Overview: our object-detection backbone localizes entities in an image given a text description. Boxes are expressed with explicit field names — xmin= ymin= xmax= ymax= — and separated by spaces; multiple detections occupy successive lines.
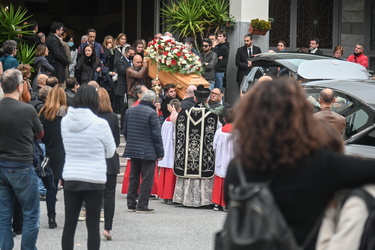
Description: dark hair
xmin=183 ymin=37 xmax=194 ymax=45
xmin=83 ymin=44 xmax=96 ymax=60
xmin=278 ymin=40 xmax=287 ymax=47
xmin=216 ymin=30 xmax=227 ymax=38
xmin=244 ymin=34 xmax=253 ymax=40
xmin=28 ymin=20 xmax=38 ymax=31
xmin=310 ymin=37 xmax=320 ymax=44
xmin=87 ymin=28 xmax=96 ymax=34
xmin=50 ymin=22 xmax=64 ymax=34
xmin=224 ymin=108 xmax=234 ymax=123
xmin=208 ymin=33 xmax=216 ymax=38
xmin=35 ymin=44 xmax=47 ymax=57
xmin=163 ymin=83 xmax=176 ymax=92
xmin=234 ymin=78 xmax=343 ymax=171
xmin=46 ymin=76 xmax=59 ymax=87
xmin=202 ymin=38 xmax=212 ymax=46
xmin=125 ymin=46 xmax=135 ymax=53
xmin=65 ymin=77 xmax=77 ymax=89
xmin=0 ymin=69 xmax=23 ymax=94
xmin=73 ymin=84 xmax=99 ymax=113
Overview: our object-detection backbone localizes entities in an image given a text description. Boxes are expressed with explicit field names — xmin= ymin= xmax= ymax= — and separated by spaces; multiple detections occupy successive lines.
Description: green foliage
xmin=0 ymin=4 xmax=33 ymax=45
xmin=250 ymin=18 xmax=271 ymax=31
xmin=161 ymin=0 xmax=232 ymax=50
xmin=16 ymin=41 xmax=35 ymax=66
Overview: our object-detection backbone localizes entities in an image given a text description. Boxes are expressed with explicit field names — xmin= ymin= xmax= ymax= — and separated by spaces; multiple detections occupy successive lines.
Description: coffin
xmin=148 ymin=61 xmax=209 ymax=99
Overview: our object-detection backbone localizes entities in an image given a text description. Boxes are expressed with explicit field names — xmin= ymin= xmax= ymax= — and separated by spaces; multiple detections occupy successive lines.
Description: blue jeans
xmin=0 ymin=163 xmax=40 ymax=250
xmin=215 ymin=72 xmax=225 ymax=89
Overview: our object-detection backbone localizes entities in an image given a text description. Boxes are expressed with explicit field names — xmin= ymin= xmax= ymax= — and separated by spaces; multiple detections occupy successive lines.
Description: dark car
xmin=240 ymin=52 xmax=370 ymax=94
xmin=304 ymin=79 xmax=375 ymax=149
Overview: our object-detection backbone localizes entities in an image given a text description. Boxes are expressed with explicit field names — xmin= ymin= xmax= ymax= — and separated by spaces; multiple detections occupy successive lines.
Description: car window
xmin=305 ymin=87 xmax=374 ymax=139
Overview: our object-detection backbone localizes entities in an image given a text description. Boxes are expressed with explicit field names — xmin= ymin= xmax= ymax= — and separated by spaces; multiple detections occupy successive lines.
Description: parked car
xmin=240 ymin=52 xmax=370 ymax=94
xmin=303 ymin=79 xmax=375 ymax=148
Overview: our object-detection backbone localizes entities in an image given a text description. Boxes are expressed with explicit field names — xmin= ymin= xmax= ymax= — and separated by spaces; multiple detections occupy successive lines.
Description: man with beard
xmin=201 ymin=38 xmax=218 ymax=90
xmin=347 ymin=43 xmax=368 ymax=68
xmin=235 ymin=34 xmax=261 ymax=86
xmin=161 ymin=83 xmax=179 ymax=119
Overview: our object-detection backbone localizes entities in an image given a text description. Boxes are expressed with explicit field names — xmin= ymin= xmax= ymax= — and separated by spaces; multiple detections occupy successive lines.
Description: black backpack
xmin=215 ymin=163 xmax=317 ymax=250
xmin=340 ymin=188 xmax=375 ymax=250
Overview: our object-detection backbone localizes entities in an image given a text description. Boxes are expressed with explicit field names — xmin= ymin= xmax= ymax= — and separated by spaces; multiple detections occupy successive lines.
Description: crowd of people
xmin=0 ymin=18 xmax=374 ymax=250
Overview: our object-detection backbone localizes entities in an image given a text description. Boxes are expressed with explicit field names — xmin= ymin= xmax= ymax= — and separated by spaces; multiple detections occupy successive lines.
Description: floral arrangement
xmin=147 ymin=38 xmax=203 ymax=75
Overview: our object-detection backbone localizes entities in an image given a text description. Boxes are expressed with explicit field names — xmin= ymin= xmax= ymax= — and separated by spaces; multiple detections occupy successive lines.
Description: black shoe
xmin=136 ymin=208 xmax=154 ymax=213
xmin=39 ymin=195 xmax=46 ymax=201
xmin=149 ymin=195 xmax=158 ymax=200
xmin=48 ymin=216 xmax=57 ymax=229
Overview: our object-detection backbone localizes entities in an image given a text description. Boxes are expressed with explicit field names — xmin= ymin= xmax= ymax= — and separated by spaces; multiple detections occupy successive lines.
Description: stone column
xmin=226 ymin=0 xmax=269 ymax=105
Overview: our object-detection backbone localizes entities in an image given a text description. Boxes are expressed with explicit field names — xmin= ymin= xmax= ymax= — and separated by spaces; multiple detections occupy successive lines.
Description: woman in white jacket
xmin=61 ymin=85 xmax=116 ymax=250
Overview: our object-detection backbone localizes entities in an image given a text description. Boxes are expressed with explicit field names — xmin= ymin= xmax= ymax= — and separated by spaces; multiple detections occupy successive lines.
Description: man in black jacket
xmin=123 ymin=90 xmax=164 ymax=213
xmin=201 ymin=38 xmax=218 ymax=90
xmin=46 ymin=22 xmax=69 ymax=83
xmin=114 ymin=46 xmax=135 ymax=114
xmin=235 ymin=34 xmax=262 ymax=85
xmin=309 ymin=37 xmax=323 ymax=55
xmin=213 ymin=30 xmax=230 ymax=89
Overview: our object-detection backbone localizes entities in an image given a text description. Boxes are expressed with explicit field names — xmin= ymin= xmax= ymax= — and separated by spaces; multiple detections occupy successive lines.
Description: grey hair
xmin=134 ymin=84 xmax=146 ymax=100
xmin=81 ymin=35 xmax=88 ymax=43
xmin=164 ymin=32 xmax=173 ymax=37
xmin=0 ymin=68 xmax=23 ymax=94
xmin=140 ymin=90 xmax=156 ymax=103
xmin=2 ymin=40 xmax=17 ymax=55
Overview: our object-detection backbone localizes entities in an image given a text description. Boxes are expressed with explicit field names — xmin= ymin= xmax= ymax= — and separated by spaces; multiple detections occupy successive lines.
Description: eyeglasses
xmin=202 ymin=45 xmax=209 ymax=47
xmin=211 ymin=92 xmax=220 ymax=96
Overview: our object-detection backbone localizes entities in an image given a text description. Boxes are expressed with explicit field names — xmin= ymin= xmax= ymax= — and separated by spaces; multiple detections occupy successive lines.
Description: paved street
xmin=13 ymin=184 xmax=226 ymax=250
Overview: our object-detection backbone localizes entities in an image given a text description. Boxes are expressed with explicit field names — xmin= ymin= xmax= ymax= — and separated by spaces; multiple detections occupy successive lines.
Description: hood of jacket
xmin=63 ymin=107 xmax=96 ymax=132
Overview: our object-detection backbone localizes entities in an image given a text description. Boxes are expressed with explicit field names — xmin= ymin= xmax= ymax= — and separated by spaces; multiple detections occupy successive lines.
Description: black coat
xmin=39 ymin=113 xmax=65 ymax=180
xmin=114 ymin=56 xmax=132 ymax=96
xmin=309 ymin=49 xmax=323 ymax=55
xmin=75 ymin=56 xmax=101 ymax=85
xmin=180 ymin=97 xmax=196 ymax=111
xmin=235 ymin=45 xmax=262 ymax=84
xmin=214 ymin=42 xmax=230 ymax=72
xmin=98 ymin=112 xmax=120 ymax=175
xmin=123 ymin=101 xmax=164 ymax=160
xmin=224 ymin=149 xmax=375 ymax=248
xmin=45 ymin=33 xmax=69 ymax=83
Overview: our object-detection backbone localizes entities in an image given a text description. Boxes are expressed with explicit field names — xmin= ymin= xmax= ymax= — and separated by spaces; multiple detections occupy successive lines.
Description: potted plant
xmin=249 ymin=18 xmax=272 ymax=35
xmin=224 ymin=15 xmax=235 ymax=28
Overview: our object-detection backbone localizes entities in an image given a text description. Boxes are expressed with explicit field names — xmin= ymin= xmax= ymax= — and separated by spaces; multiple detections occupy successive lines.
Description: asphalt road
xmin=13 ymin=184 xmax=226 ymax=250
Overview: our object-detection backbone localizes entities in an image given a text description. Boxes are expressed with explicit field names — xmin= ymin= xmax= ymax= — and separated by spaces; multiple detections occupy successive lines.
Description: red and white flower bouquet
xmin=147 ymin=38 xmax=203 ymax=75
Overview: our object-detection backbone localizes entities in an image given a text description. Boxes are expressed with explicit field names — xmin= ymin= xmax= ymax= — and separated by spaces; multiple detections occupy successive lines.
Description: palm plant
xmin=17 ymin=41 xmax=35 ymax=65
xmin=0 ymin=4 xmax=33 ymax=45
xmin=204 ymin=0 xmax=231 ymax=35
xmin=162 ymin=0 xmax=207 ymax=49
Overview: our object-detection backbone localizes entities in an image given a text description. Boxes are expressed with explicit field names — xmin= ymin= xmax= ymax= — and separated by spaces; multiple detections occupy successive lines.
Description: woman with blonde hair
xmin=38 ymin=85 xmax=67 ymax=229
xmin=224 ymin=78 xmax=375 ymax=248
xmin=96 ymin=87 xmax=120 ymax=240
xmin=102 ymin=35 xmax=115 ymax=71
xmin=114 ymin=33 xmax=130 ymax=65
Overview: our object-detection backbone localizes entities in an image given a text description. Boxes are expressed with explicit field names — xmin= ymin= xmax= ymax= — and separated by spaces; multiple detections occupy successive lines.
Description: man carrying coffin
xmin=173 ymin=86 xmax=219 ymax=207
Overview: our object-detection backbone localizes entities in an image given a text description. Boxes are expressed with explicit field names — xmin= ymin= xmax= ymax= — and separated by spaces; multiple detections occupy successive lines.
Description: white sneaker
xmin=78 ymin=210 xmax=86 ymax=221
xmin=213 ymin=204 xmax=220 ymax=211
xmin=100 ymin=210 xmax=105 ymax=222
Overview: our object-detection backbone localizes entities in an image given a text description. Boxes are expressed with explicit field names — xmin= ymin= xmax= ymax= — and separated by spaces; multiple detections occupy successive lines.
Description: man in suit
xmin=235 ymin=34 xmax=261 ymax=85
xmin=45 ymin=22 xmax=70 ymax=83
xmin=309 ymin=37 xmax=323 ymax=55
xmin=115 ymin=46 xmax=135 ymax=130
